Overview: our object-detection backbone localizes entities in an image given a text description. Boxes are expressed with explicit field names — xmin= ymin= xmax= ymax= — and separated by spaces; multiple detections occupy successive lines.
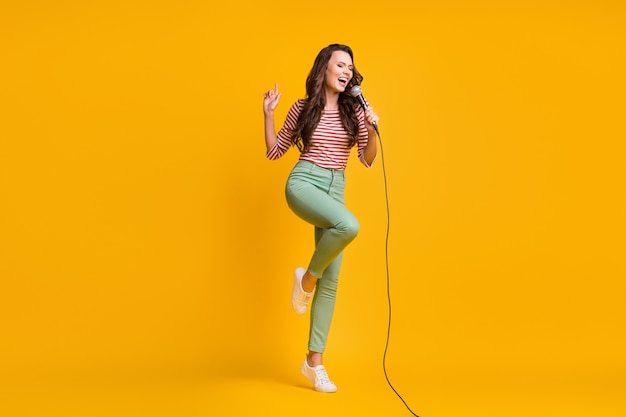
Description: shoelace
xmin=295 ymin=292 xmax=311 ymax=305
xmin=314 ymin=367 xmax=332 ymax=385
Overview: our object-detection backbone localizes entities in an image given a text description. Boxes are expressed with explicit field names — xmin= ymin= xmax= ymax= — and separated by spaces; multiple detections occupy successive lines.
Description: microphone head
xmin=350 ymin=85 xmax=362 ymax=97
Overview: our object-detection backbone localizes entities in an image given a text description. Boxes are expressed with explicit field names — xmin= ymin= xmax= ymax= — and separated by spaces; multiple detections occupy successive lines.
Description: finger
xmin=274 ymin=83 xmax=279 ymax=94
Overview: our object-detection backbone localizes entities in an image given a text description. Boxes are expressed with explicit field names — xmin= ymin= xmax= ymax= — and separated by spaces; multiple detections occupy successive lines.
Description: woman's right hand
xmin=263 ymin=83 xmax=281 ymax=114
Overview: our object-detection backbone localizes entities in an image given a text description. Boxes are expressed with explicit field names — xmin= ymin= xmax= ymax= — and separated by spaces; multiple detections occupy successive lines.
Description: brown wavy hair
xmin=291 ymin=44 xmax=364 ymax=153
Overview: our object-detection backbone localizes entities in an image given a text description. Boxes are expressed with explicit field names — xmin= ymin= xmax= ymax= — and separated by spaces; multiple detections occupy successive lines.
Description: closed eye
xmin=338 ymin=62 xmax=354 ymax=71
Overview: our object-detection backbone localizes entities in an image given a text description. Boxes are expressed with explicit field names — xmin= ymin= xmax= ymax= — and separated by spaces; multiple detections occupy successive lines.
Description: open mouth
xmin=338 ymin=78 xmax=348 ymax=87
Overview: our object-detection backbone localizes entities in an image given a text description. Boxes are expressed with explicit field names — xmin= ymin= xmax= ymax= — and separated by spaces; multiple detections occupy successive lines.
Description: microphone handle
xmin=356 ymin=95 xmax=368 ymax=110
xmin=356 ymin=94 xmax=379 ymax=136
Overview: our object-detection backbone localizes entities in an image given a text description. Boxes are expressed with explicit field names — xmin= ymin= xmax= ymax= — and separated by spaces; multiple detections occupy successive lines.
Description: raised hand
xmin=263 ymin=83 xmax=281 ymax=114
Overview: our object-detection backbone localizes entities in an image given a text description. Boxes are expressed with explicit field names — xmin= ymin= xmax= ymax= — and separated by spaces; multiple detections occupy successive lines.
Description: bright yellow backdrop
xmin=1 ymin=1 xmax=624 ymax=416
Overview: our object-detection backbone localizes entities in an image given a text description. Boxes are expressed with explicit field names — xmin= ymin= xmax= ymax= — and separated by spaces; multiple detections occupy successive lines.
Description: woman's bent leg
xmin=286 ymin=174 xmax=359 ymax=279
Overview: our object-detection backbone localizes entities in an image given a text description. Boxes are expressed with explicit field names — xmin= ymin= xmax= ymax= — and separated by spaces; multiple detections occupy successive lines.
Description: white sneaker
xmin=292 ymin=267 xmax=313 ymax=315
xmin=301 ymin=357 xmax=338 ymax=393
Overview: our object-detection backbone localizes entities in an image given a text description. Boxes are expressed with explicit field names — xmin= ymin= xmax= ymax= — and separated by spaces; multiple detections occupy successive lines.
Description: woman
xmin=263 ymin=44 xmax=379 ymax=393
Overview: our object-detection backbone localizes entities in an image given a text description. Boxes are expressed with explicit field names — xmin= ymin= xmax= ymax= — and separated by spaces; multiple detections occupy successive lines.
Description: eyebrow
xmin=337 ymin=61 xmax=354 ymax=67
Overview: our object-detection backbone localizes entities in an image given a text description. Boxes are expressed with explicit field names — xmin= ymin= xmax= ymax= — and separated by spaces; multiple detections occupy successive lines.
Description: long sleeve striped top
xmin=266 ymin=99 xmax=374 ymax=170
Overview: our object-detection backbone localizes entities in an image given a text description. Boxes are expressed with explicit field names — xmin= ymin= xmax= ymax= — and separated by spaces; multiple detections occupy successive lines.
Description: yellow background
xmin=1 ymin=1 xmax=624 ymax=416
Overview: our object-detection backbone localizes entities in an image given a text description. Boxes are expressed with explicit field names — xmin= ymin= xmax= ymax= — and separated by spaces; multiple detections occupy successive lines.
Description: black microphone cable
xmin=376 ymin=127 xmax=420 ymax=417
xmin=351 ymin=83 xmax=420 ymax=415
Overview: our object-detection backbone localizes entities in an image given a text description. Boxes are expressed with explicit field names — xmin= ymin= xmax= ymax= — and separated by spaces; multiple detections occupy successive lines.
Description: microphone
xmin=350 ymin=85 xmax=379 ymax=136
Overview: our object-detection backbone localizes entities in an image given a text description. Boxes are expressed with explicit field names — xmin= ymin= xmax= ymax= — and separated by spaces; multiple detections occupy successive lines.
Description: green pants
xmin=285 ymin=160 xmax=360 ymax=353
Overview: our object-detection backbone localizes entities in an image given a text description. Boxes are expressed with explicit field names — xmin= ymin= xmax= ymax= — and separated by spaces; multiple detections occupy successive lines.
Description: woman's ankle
xmin=307 ymin=351 xmax=323 ymax=367
xmin=302 ymin=271 xmax=317 ymax=293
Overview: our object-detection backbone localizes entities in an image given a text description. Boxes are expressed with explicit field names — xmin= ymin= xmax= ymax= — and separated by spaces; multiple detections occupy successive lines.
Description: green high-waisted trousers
xmin=285 ymin=160 xmax=360 ymax=353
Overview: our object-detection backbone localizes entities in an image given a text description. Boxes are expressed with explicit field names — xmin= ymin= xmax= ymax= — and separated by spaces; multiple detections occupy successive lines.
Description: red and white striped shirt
xmin=266 ymin=99 xmax=374 ymax=170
